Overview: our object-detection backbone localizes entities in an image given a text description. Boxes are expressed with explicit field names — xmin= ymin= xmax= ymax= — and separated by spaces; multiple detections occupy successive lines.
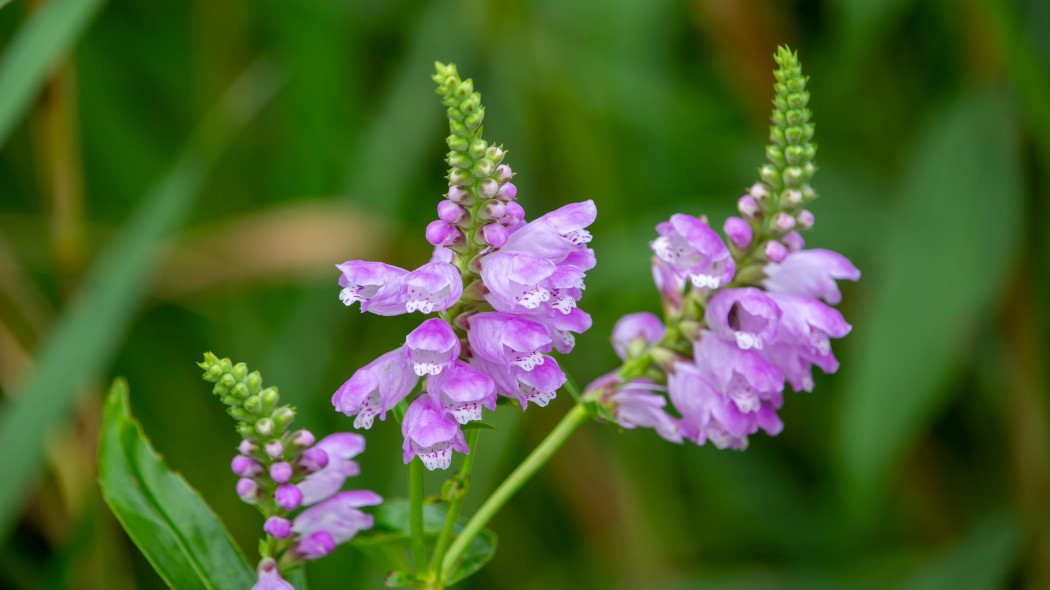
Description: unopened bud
xmin=231 ymin=382 xmax=250 ymax=399
xmin=494 ymin=164 xmax=513 ymax=183
xmin=243 ymin=395 xmax=263 ymax=415
xmin=254 ymin=418 xmax=275 ymax=438
xmin=477 ymin=179 xmax=498 ymax=198
xmin=468 ymin=139 xmax=487 ymax=159
xmin=738 ymin=195 xmax=760 ymax=219
xmin=270 ymin=462 xmax=293 ymax=484
xmin=783 ymin=189 xmax=803 ymax=206
xmin=723 ymin=217 xmax=753 ymax=249
xmin=437 ymin=200 xmax=466 ymax=224
xmin=220 ymin=374 xmax=236 ymax=389
xmin=446 ymin=134 xmax=468 ymax=151
xmin=773 ymin=212 xmax=796 ymax=233
xmin=782 ymin=166 xmax=804 ymax=187
xmin=275 ymin=484 xmax=302 ymax=511
xmin=245 ymin=372 xmax=262 ymax=394
xmin=238 ymin=439 xmax=258 ymax=455
xmin=426 ymin=220 xmax=464 ymax=247
xmin=448 ymin=151 xmax=472 ymax=169
xmin=265 ymin=439 xmax=284 ymax=458
xmin=464 ymin=107 xmax=484 ymax=129
xmin=485 ymin=145 xmax=505 ymax=163
xmin=502 ymin=201 xmax=525 ymax=225
xmin=782 ymin=231 xmax=805 ymax=252
xmin=297 ymin=447 xmax=329 ymax=473
xmin=749 ymin=183 xmax=769 ymax=201
xmin=796 ymin=209 xmax=814 ymax=230
xmin=479 ymin=223 xmax=509 ymax=248
xmin=236 ymin=478 xmax=262 ymax=504
xmin=449 ymin=168 xmax=472 ymax=186
xmin=232 ymin=363 xmax=248 ymax=381
xmin=479 ymin=199 xmax=506 ymax=221
xmin=219 ymin=358 xmax=233 ymax=374
xmin=759 ymin=165 xmax=780 ymax=187
xmin=473 ymin=158 xmax=495 ymax=178
xmin=290 ymin=429 xmax=315 ymax=450
xmin=496 ymin=182 xmax=517 ymax=201
xmin=264 ymin=516 xmax=292 ymax=539
xmin=272 ymin=407 xmax=295 ymax=433
xmin=231 ymin=455 xmax=263 ymax=477
xmin=763 ymin=240 xmax=788 ymax=263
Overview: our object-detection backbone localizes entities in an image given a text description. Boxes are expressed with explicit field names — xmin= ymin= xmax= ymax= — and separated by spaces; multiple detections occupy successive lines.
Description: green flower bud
xmin=231 ymin=382 xmax=250 ymax=399
xmin=229 ymin=406 xmax=254 ymax=422
xmin=205 ymin=365 xmax=223 ymax=382
xmin=261 ymin=387 xmax=280 ymax=415
xmin=447 ymin=135 xmax=468 ymax=151
xmin=220 ymin=394 xmax=241 ymax=407
xmin=244 ymin=395 xmax=263 ymax=415
xmin=255 ymin=418 xmax=275 ymax=438
xmin=237 ymin=423 xmax=255 ymax=438
xmin=449 ymin=169 xmax=473 ymax=186
xmin=783 ymin=166 xmax=804 ymax=187
xmin=272 ymin=407 xmax=295 ymax=433
xmin=766 ymin=145 xmax=785 ymax=167
xmin=232 ymin=362 xmax=248 ymax=381
xmin=219 ymin=358 xmax=233 ymax=374
xmin=485 ymin=145 xmax=505 ymax=164
xmin=759 ymin=164 xmax=780 ymax=187
xmin=453 ymin=79 xmax=473 ymax=99
xmin=245 ymin=371 xmax=262 ymax=394
xmin=219 ymin=374 xmax=237 ymax=389
xmin=473 ymin=159 xmax=495 ymax=178
xmin=468 ymin=139 xmax=488 ymax=159
xmin=449 ymin=119 xmax=467 ymax=136
xmin=449 ymin=151 xmax=472 ymax=169
xmin=464 ymin=107 xmax=484 ymax=130
xmin=459 ymin=93 xmax=481 ymax=114
xmin=447 ymin=107 xmax=465 ymax=121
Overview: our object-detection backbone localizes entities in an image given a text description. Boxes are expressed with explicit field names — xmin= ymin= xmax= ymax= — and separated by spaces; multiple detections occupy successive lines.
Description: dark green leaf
xmin=836 ymin=93 xmax=1023 ymax=504
xmin=98 ymin=379 xmax=256 ymax=590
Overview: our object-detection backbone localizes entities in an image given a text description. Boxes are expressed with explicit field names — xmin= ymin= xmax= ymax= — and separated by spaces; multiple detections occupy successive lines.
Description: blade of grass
xmin=0 ymin=0 xmax=107 ymax=149
xmin=0 ymin=57 xmax=284 ymax=540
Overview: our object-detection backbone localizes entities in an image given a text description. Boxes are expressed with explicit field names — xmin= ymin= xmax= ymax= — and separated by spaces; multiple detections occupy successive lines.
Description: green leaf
xmin=898 ymin=514 xmax=1020 ymax=590
xmin=0 ymin=0 xmax=107 ymax=148
xmin=351 ymin=499 xmax=497 ymax=586
xmin=836 ymin=92 xmax=1023 ymax=506
xmin=98 ymin=379 xmax=257 ymax=590
xmin=460 ymin=421 xmax=497 ymax=431
xmin=0 ymin=58 xmax=283 ymax=539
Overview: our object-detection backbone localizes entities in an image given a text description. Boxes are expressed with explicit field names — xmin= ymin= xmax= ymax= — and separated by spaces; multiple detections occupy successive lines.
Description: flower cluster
xmin=199 ymin=353 xmax=381 ymax=589
xmin=589 ymin=47 xmax=860 ymax=449
xmin=333 ymin=63 xmax=595 ymax=470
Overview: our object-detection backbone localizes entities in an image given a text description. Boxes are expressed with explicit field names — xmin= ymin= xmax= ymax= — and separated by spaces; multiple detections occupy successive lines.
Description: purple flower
xmin=336 ymin=261 xmax=408 ymax=315
xmin=291 ymin=490 xmax=382 ymax=558
xmin=533 ymin=307 xmax=592 ymax=354
xmin=668 ymin=362 xmax=782 ymax=450
xmin=275 ymin=484 xmax=303 ymax=511
xmin=298 ymin=433 xmax=365 ymax=505
xmin=705 ymin=288 xmax=782 ymax=351
xmin=405 ymin=318 xmax=461 ymax=376
xmin=480 ymin=251 xmax=556 ymax=312
xmin=762 ymin=248 xmax=861 ymax=305
xmin=650 ymin=214 xmax=735 ymax=289
xmin=760 ymin=293 xmax=852 ymax=392
xmin=611 ymin=312 xmax=666 ymax=360
xmin=427 ymin=360 xmax=497 ymax=424
xmin=231 ymin=455 xmax=262 ymax=477
xmin=270 ymin=462 xmax=293 ymax=484
xmin=651 ymin=258 xmax=685 ymax=314
xmin=264 ymin=516 xmax=292 ymax=539
xmin=402 ymin=262 xmax=463 ymax=314
xmin=588 ymin=373 xmax=681 ymax=443
xmin=332 ymin=348 xmax=418 ymax=429
xmin=471 ymin=353 xmax=566 ymax=409
xmin=253 ymin=558 xmax=294 ymax=590
xmin=401 ymin=395 xmax=470 ymax=470
xmin=467 ymin=312 xmax=552 ymax=372
xmin=693 ymin=332 xmax=785 ymax=414
xmin=501 ymin=200 xmax=596 ymax=262
xmin=723 ymin=216 xmax=753 ymax=249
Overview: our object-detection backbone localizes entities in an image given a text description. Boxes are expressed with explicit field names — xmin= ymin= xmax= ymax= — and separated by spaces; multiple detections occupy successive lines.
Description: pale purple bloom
xmin=275 ymin=484 xmax=303 ymax=511
xmin=535 ymin=307 xmax=592 ymax=354
xmin=705 ymin=288 xmax=782 ymax=351
xmin=332 ymin=348 xmax=418 ymax=429
xmin=291 ymin=490 xmax=382 ymax=557
xmin=264 ymin=516 xmax=292 ymax=539
xmin=668 ymin=362 xmax=783 ymax=450
xmin=401 ymin=395 xmax=469 ymax=470
xmin=336 ymin=261 xmax=407 ymax=315
xmin=693 ymin=332 xmax=785 ymax=413
xmin=427 ymin=360 xmax=497 ymax=424
xmin=468 ymin=312 xmax=552 ymax=372
xmin=402 ymin=262 xmax=463 ymax=314
xmin=298 ymin=433 xmax=365 ymax=505
xmin=405 ymin=318 xmax=461 ymax=376
xmin=723 ymin=216 xmax=753 ymax=249
xmin=231 ymin=455 xmax=262 ymax=477
xmin=480 ymin=251 xmax=556 ymax=311
xmin=612 ymin=312 xmax=666 ymax=360
xmin=471 ymin=354 xmax=566 ymax=409
xmin=762 ymin=249 xmax=861 ymax=305
xmin=651 ymin=214 xmax=735 ymax=289
xmin=651 ymin=258 xmax=685 ymax=314
xmin=253 ymin=558 xmax=294 ymax=590
xmin=760 ymin=292 xmax=852 ymax=392
xmin=501 ymin=200 xmax=596 ymax=262
xmin=588 ymin=373 xmax=681 ymax=443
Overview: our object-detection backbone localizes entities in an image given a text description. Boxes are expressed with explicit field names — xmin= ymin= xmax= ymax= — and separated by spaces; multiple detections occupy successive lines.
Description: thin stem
xmin=409 ymin=458 xmax=427 ymax=574
xmin=439 ymin=403 xmax=592 ymax=581
xmin=428 ymin=428 xmax=480 ymax=576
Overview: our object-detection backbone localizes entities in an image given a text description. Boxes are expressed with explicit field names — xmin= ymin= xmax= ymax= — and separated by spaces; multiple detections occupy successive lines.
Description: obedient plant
xmin=100 ymin=46 xmax=858 ymax=590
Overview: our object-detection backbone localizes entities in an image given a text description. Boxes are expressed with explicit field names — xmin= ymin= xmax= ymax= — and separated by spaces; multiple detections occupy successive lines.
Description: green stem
xmin=439 ymin=403 xmax=592 ymax=581
xmin=428 ymin=428 xmax=481 ymax=576
xmin=409 ymin=458 xmax=427 ymax=574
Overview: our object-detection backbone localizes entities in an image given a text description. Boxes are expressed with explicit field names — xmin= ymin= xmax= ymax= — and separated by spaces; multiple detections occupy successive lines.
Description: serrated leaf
xmin=98 ymin=379 xmax=257 ymax=590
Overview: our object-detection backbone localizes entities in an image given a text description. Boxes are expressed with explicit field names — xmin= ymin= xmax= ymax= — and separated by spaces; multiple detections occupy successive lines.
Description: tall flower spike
xmin=764 ymin=46 xmax=817 ymax=204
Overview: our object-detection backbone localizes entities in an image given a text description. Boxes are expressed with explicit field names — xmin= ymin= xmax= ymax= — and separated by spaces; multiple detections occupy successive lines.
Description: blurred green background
xmin=1 ymin=0 xmax=1047 ymax=588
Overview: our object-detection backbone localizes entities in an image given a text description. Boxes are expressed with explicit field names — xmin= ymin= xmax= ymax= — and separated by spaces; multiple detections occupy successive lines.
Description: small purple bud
xmin=238 ymin=439 xmax=257 ymax=455
xmin=448 ymin=185 xmax=470 ymax=203
xmin=763 ymin=240 xmax=788 ymax=263
xmin=290 ymin=429 xmax=315 ymax=449
xmin=773 ymin=212 xmax=796 ymax=233
xmin=298 ymin=447 xmax=329 ymax=473
xmin=796 ymin=209 xmax=815 ymax=230
xmin=781 ymin=231 xmax=805 ymax=252
xmin=296 ymin=531 xmax=336 ymax=558
xmin=495 ymin=164 xmax=513 ymax=183
xmin=480 ymin=199 xmax=506 ymax=221
xmin=480 ymin=223 xmax=508 ymax=247
xmin=265 ymin=440 xmax=284 ymax=458
xmin=270 ymin=461 xmax=293 ymax=484
xmin=478 ymin=179 xmax=499 ymax=198
xmin=425 ymin=221 xmax=463 ymax=247
xmin=275 ymin=484 xmax=303 ymax=511
xmin=502 ymin=201 xmax=525 ymax=225
xmin=723 ymin=216 xmax=753 ymax=249
xmin=737 ymin=195 xmax=760 ymax=219
xmin=784 ymin=189 xmax=803 ymax=206
xmin=232 ymin=455 xmax=263 ymax=477
xmin=750 ymin=183 xmax=769 ymax=201
xmin=437 ymin=200 xmax=466 ymax=224
xmin=264 ymin=516 xmax=292 ymax=539
xmin=496 ymin=182 xmax=517 ymax=201
xmin=236 ymin=478 xmax=261 ymax=504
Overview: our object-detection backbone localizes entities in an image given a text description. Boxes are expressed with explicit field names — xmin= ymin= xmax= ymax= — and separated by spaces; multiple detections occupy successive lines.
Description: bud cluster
xmin=726 ymin=46 xmax=819 ymax=274
xmin=198 ymin=353 xmax=380 ymax=576
xmin=427 ymin=62 xmax=524 ymax=269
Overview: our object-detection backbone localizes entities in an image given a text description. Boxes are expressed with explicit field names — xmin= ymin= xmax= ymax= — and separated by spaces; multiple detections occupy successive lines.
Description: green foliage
xmin=98 ymin=379 xmax=257 ymax=589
